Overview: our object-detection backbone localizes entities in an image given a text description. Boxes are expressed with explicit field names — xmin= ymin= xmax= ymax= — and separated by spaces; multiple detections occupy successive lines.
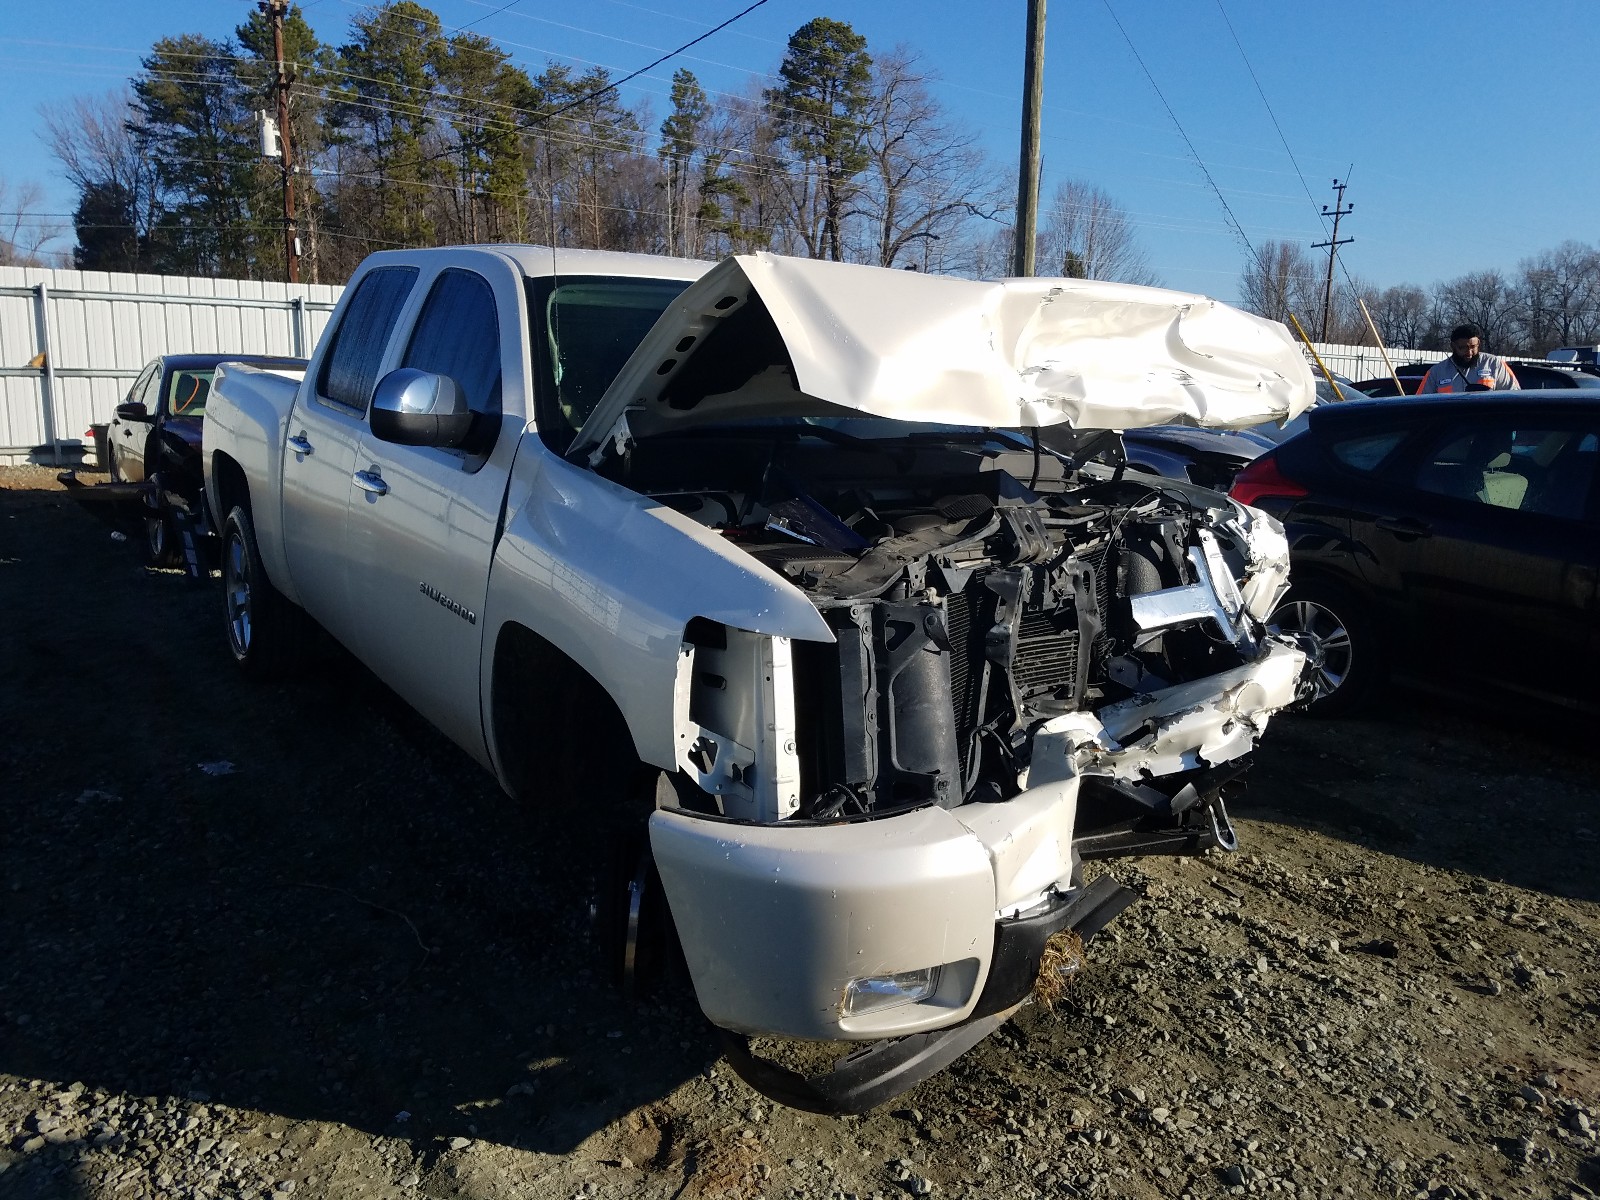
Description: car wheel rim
xmin=147 ymin=517 xmax=166 ymax=561
xmin=1271 ymin=599 xmax=1353 ymax=700
xmin=224 ymin=533 xmax=251 ymax=657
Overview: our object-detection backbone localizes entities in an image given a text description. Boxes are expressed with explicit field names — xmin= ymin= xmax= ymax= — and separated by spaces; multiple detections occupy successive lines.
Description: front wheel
xmin=221 ymin=504 xmax=310 ymax=679
xmin=1269 ymin=580 xmax=1382 ymax=717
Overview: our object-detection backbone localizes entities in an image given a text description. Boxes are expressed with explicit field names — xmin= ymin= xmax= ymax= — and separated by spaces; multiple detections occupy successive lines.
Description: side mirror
xmin=115 ymin=401 xmax=152 ymax=422
xmin=370 ymin=368 xmax=474 ymax=448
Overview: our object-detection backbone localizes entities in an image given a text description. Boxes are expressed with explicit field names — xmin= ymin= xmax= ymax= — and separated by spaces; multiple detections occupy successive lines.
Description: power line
xmin=1098 ymin=0 xmax=1260 ymax=272
xmin=1210 ymin=0 xmax=1326 ymax=229
xmin=1211 ymin=0 xmax=1366 ymax=313
xmin=490 ymin=0 xmax=772 ymax=132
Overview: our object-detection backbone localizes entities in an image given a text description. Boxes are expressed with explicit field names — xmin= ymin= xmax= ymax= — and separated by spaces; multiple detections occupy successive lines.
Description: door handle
xmin=353 ymin=469 xmax=388 ymax=497
xmin=287 ymin=433 xmax=313 ymax=456
xmin=1374 ymin=516 xmax=1432 ymax=538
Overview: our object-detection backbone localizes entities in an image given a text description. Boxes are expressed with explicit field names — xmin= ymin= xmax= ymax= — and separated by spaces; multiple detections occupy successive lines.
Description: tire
xmin=591 ymin=763 xmax=688 ymax=999
xmin=1269 ymin=579 xmax=1382 ymax=717
xmin=145 ymin=510 xmax=182 ymax=568
xmin=221 ymin=503 xmax=310 ymax=679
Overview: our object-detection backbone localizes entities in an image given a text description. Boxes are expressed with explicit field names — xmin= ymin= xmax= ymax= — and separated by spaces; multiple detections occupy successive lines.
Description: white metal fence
xmin=1307 ymin=341 xmax=1445 ymax=381
xmin=0 ymin=266 xmax=343 ymax=466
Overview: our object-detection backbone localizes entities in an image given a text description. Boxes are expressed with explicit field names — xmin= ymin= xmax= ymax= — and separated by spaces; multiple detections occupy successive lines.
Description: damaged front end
xmin=567 ymin=253 xmax=1312 ymax=1111
xmin=636 ymin=447 xmax=1302 ymax=1110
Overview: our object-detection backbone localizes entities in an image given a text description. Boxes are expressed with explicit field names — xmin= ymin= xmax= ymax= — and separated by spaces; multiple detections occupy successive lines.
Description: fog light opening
xmin=843 ymin=966 xmax=941 ymax=1016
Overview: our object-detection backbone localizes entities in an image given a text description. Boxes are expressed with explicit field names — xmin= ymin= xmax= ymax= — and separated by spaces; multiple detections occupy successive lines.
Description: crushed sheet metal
xmin=573 ymin=254 xmax=1316 ymax=459
xmin=1227 ymin=502 xmax=1293 ymax=623
xmin=952 ymin=778 xmax=1081 ymax=916
xmin=1029 ymin=640 xmax=1305 ymax=783
xmin=1131 ymin=531 xmax=1252 ymax=647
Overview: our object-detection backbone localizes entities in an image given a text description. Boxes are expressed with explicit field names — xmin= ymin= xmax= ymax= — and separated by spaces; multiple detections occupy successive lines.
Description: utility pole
xmin=261 ymin=0 xmax=301 ymax=284
xmin=1012 ymin=0 xmax=1046 ymax=277
xmin=1312 ymin=178 xmax=1352 ymax=342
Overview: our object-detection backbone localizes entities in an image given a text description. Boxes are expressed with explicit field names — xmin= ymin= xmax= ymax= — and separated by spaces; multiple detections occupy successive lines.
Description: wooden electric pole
xmin=1012 ymin=0 xmax=1046 ymax=277
xmin=261 ymin=0 xmax=301 ymax=284
xmin=1313 ymin=178 xmax=1352 ymax=342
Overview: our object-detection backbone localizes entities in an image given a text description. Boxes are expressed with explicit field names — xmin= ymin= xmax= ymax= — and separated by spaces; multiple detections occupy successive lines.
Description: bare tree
xmin=1317 ymin=274 xmax=1381 ymax=345
xmin=693 ymin=81 xmax=797 ymax=257
xmin=0 ymin=180 xmax=63 ymax=267
xmin=1434 ymin=269 xmax=1521 ymax=352
xmin=1513 ymin=241 xmax=1600 ymax=353
xmin=1036 ymin=179 xmax=1158 ymax=285
xmin=39 ymin=89 xmax=161 ymax=271
xmin=856 ymin=47 xmax=1004 ymax=271
xmin=1238 ymin=239 xmax=1319 ymax=326
xmin=1365 ymin=284 xmax=1432 ymax=350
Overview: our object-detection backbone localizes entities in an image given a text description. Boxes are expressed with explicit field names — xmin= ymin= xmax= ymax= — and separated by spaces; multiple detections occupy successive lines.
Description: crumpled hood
xmin=572 ymin=253 xmax=1315 ymax=458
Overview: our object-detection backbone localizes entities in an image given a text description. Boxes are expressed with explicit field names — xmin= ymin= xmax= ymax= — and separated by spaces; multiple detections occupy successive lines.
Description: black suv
xmin=1229 ymin=395 xmax=1600 ymax=714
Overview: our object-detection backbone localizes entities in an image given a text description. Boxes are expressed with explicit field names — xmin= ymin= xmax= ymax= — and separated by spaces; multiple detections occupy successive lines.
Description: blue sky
xmin=1 ymin=0 xmax=1595 ymax=302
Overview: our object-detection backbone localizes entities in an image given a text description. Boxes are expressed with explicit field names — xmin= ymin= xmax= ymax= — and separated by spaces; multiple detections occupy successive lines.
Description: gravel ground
xmin=2 ymin=462 xmax=1597 ymax=1200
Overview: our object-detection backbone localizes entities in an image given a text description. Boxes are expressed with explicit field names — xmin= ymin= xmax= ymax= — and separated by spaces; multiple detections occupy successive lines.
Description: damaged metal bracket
xmin=1204 ymin=788 xmax=1238 ymax=853
xmin=1129 ymin=529 xmax=1255 ymax=651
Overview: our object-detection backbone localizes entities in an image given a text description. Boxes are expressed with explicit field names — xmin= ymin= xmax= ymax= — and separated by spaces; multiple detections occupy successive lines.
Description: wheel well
xmin=210 ymin=452 xmax=250 ymax=526
xmin=490 ymin=622 xmax=642 ymax=802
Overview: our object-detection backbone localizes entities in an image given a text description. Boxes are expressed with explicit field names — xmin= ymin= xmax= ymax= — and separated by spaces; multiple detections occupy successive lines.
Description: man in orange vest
xmin=1417 ymin=323 xmax=1519 ymax=393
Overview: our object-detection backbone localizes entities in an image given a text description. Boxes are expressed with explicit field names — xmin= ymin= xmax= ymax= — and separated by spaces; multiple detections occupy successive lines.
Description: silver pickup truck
xmin=203 ymin=245 xmax=1313 ymax=1112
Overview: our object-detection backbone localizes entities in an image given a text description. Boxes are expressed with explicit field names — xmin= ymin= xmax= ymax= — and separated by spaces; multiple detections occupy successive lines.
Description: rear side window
xmin=402 ymin=269 xmax=502 ymax=418
xmin=1329 ymin=431 xmax=1405 ymax=472
xmin=126 ymin=362 xmax=157 ymax=408
xmin=1413 ymin=423 xmax=1600 ymax=519
xmin=134 ymin=364 xmax=162 ymax=412
xmin=317 ymin=266 xmax=418 ymax=411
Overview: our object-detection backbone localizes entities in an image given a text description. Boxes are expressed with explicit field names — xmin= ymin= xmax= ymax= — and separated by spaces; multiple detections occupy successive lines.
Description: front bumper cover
xmin=719 ymin=874 xmax=1136 ymax=1114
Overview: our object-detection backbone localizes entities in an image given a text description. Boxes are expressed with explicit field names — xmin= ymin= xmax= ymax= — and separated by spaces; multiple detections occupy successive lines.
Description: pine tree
xmin=437 ymin=33 xmax=535 ymax=243
xmin=131 ymin=34 xmax=260 ymax=275
xmin=767 ymin=18 xmax=872 ymax=261
xmin=328 ymin=1 xmax=447 ymax=255
xmin=658 ymin=69 xmax=708 ymax=255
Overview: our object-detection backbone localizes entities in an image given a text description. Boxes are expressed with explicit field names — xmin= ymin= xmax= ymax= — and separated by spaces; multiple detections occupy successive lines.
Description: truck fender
xmin=479 ymin=443 xmax=832 ymax=781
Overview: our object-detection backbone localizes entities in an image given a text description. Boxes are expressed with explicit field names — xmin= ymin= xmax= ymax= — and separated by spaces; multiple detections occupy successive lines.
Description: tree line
xmin=30 ymin=4 xmax=1146 ymax=287
xmin=23 ymin=0 xmax=1592 ymax=359
xmin=1239 ymin=237 xmax=1600 ymax=357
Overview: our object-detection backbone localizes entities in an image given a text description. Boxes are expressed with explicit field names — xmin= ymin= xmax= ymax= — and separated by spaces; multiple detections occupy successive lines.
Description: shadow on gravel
xmin=0 ymin=484 xmax=712 ymax=1157
xmin=1240 ymin=685 xmax=1600 ymax=904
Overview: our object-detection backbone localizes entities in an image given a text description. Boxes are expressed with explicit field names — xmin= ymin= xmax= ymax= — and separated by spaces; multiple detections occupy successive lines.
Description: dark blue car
xmin=1228 ymin=394 xmax=1600 ymax=714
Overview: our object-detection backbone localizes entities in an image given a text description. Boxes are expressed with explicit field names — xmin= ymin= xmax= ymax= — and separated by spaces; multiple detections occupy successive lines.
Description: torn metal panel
xmin=1031 ymin=639 xmax=1304 ymax=783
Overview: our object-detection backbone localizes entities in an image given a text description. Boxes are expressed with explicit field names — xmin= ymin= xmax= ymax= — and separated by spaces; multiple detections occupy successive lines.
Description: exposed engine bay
xmin=601 ymin=422 xmax=1295 ymax=849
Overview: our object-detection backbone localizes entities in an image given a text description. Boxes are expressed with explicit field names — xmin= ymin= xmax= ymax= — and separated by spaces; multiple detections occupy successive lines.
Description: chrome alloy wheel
xmin=224 ymin=531 xmax=252 ymax=659
xmin=1271 ymin=599 xmax=1353 ymax=702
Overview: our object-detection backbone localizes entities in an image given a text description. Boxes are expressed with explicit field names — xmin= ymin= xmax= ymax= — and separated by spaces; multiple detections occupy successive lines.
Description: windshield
xmin=527 ymin=276 xmax=692 ymax=451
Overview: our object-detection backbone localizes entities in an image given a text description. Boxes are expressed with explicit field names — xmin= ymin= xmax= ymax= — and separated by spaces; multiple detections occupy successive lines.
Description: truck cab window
xmin=402 ymin=269 xmax=503 ymax=422
xmin=316 ymin=266 xmax=418 ymax=412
